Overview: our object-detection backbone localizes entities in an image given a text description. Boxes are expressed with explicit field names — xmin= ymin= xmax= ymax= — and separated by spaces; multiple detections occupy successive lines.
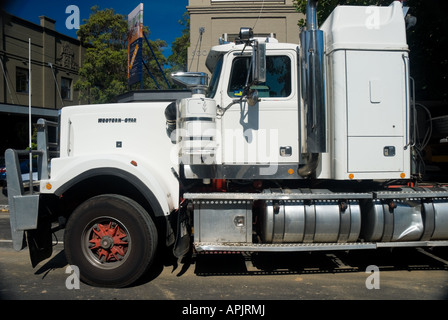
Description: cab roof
xmin=206 ymin=38 xmax=299 ymax=73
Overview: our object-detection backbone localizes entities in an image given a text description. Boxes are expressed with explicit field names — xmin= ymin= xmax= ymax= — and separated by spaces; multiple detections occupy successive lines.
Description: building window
xmin=61 ymin=77 xmax=72 ymax=100
xmin=16 ymin=67 xmax=29 ymax=93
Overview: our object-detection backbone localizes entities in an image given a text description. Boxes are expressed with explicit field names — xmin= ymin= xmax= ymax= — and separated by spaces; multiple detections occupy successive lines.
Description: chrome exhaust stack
xmin=301 ymin=0 xmax=326 ymax=154
xmin=299 ymin=0 xmax=326 ymax=177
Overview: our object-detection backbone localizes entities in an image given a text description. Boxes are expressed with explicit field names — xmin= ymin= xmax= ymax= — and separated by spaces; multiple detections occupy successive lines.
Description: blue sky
xmin=2 ymin=0 xmax=189 ymax=57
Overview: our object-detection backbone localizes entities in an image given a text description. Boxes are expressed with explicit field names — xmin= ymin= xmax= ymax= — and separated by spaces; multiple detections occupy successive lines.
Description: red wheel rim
xmin=84 ymin=219 xmax=130 ymax=266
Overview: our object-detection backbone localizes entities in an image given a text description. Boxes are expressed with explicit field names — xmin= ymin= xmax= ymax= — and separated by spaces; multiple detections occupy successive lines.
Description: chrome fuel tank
xmin=361 ymin=198 xmax=448 ymax=242
xmin=260 ymin=199 xmax=361 ymax=244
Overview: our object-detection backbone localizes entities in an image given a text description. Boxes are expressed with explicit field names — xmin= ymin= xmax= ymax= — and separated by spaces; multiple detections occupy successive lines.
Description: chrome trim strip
xmin=194 ymin=240 xmax=448 ymax=253
xmin=184 ymin=191 xmax=373 ymax=200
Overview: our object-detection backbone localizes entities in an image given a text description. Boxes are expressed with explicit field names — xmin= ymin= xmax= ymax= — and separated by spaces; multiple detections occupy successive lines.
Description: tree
xmin=405 ymin=0 xmax=448 ymax=103
xmin=168 ymin=12 xmax=190 ymax=72
xmin=293 ymin=0 xmax=448 ymax=102
xmin=75 ymin=6 xmax=169 ymax=104
xmin=75 ymin=6 xmax=128 ymax=104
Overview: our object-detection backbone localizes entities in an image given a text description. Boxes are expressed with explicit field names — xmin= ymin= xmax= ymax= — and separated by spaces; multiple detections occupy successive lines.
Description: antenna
xmin=252 ymin=0 xmax=265 ymax=31
xmin=189 ymin=27 xmax=205 ymax=72
xmin=28 ymin=38 xmax=33 ymax=194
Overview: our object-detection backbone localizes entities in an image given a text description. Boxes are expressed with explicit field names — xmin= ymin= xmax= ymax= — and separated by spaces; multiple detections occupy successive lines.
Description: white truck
xmin=5 ymin=0 xmax=448 ymax=287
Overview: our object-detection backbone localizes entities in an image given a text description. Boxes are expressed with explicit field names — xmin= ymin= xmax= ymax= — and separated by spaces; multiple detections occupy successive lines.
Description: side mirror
xmin=252 ymin=40 xmax=266 ymax=84
xmin=247 ymin=88 xmax=259 ymax=107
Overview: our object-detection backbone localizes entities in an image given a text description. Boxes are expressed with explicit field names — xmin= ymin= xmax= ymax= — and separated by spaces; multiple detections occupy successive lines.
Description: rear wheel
xmin=64 ymin=194 xmax=158 ymax=287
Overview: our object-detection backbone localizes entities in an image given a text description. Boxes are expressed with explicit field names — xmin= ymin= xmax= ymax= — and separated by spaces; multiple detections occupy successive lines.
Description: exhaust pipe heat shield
xmin=300 ymin=0 xmax=327 ymax=154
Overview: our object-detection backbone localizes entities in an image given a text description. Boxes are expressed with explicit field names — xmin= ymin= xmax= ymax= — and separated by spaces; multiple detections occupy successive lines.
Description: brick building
xmin=0 ymin=10 xmax=85 ymax=154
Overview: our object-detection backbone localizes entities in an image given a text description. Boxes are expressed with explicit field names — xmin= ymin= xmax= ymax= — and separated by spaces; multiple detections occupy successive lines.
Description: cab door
xmin=218 ymin=49 xmax=299 ymax=177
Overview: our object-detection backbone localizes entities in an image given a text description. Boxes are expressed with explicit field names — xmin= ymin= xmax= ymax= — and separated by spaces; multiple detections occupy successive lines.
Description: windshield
xmin=206 ymin=56 xmax=223 ymax=98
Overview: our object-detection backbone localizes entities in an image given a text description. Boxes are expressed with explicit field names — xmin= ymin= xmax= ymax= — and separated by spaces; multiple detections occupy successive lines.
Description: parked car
xmin=0 ymin=158 xmax=6 ymax=187
xmin=1 ymin=158 xmax=39 ymax=195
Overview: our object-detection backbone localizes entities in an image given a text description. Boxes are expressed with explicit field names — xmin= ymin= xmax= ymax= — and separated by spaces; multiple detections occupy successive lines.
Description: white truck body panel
xmin=40 ymin=102 xmax=180 ymax=214
xmin=321 ymin=1 xmax=408 ymax=52
xmin=322 ymin=1 xmax=411 ymax=180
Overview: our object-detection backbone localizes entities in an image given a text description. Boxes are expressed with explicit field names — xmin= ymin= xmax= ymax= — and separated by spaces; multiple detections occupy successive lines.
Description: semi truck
xmin=5 ymin=0 xmax=448 ymax=287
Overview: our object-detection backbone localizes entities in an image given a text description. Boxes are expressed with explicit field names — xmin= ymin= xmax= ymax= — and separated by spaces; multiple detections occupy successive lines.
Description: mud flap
xmin=172 ymin=202 xmax=192 ymax=258
xmin=26 ymin=216 xmax=52 ymax=268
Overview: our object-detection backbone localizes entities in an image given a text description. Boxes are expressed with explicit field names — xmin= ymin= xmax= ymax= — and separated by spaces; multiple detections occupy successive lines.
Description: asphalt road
xmin=0 ymin=191 xmax=7 ymax=209
xmin=1 ymin=202 xmax=448 ymax=309
xmin=1 ymin=242 xmax=448 ymax=300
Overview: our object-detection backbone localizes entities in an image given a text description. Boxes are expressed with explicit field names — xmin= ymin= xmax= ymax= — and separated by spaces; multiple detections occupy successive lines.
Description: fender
xmin=41 ymin=154 xmax=180 ymax=217
xmin=54 ymin=167 xmax=165 ymax=217
xmin=29 ymin=155 xmax=179 ymax=267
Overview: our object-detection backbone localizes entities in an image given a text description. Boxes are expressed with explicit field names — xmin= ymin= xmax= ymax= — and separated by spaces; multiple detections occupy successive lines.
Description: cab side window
xmin=228 ymin=55 xmax=291 ymax=98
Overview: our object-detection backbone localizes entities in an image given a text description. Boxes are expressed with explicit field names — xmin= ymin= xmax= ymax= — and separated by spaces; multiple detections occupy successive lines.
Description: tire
xmin=64 ymin=194 xmax=158 ymax=287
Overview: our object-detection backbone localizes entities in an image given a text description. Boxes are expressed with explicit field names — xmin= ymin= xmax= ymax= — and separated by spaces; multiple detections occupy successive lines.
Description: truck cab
xmin=180 ymin=0 xmax=411 ymax=182
xmin=178 ymin=37 xmax=302 ymax=180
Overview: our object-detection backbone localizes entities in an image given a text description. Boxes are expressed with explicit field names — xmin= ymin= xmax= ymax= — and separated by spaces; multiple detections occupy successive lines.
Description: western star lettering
xmin=98 ymin=118 xmax=137 ymax=123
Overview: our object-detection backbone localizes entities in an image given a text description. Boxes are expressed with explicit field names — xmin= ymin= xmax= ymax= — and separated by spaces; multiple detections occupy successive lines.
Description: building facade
xmin=187 ymin=0 xmax=303 ymax=74
xmin=0 ymin=10 xmax=85 ymax=154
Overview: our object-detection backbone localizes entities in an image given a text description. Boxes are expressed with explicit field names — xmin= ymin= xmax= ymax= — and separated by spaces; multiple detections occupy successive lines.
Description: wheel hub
xmin=88 ymin=222 xmax=129 ymax=263
xmin=100 ymin=236 xmax=114 ymax=249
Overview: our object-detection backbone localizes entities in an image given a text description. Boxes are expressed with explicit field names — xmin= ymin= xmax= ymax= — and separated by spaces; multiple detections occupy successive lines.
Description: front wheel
xmin=64 ymin=194 xmax=158 ymax=287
